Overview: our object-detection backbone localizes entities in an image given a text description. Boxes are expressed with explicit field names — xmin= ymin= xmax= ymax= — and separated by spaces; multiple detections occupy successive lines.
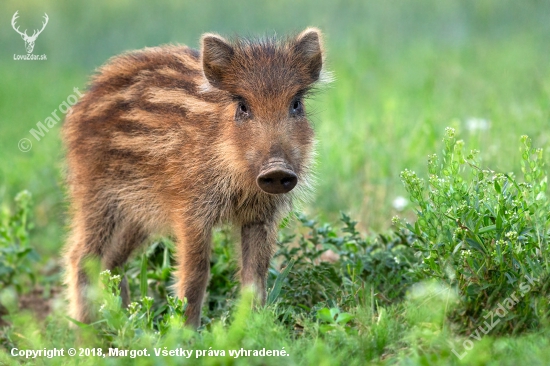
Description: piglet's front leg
xmin=240 ymin=221 xmax=277 ymax=304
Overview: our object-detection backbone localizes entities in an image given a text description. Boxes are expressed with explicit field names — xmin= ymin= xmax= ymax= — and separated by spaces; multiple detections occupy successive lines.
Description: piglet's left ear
xmin=293 ymin=27 xmax=324 ymax=84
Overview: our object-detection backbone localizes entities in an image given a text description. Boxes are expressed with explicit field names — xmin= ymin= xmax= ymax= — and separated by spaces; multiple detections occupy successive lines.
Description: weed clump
xmin=397 ymin=128 xmax=550 ymax=334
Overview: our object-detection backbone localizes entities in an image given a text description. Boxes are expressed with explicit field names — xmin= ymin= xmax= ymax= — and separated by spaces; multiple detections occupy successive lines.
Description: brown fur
xmin=62 ymin=28 xmax=327 ymax=328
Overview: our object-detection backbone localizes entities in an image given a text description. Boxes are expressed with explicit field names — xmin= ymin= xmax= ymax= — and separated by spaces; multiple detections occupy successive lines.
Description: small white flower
xmin=466 ymin=118 xmax=490 ymax=132
xmin=392 ymin=196 xmax=408 ymax=211
xmin=391 ymin=215 xmax=400 ymax=225
xmin=506 ymin=231 xmax=518 ymax=241
xmin=461 ymin=250 xmax=472 ymax=258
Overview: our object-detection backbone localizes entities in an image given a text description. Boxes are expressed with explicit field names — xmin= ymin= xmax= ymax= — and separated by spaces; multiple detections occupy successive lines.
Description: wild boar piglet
xmin=63 ymin=28 xmax=328 ymax=328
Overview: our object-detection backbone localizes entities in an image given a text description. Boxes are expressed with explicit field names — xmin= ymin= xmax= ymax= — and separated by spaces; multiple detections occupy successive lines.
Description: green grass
xmin=1 ymin=0 xmax=550 ymax=364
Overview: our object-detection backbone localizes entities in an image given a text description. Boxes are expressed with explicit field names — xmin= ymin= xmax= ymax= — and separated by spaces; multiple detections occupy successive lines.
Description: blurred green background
xmin=1 ymin=0 xmax=549 ymax=257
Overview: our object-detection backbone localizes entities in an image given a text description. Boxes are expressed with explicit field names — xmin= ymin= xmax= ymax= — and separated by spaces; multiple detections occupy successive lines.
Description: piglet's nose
xmin=257 ymin=168 xmax=297 ymax=194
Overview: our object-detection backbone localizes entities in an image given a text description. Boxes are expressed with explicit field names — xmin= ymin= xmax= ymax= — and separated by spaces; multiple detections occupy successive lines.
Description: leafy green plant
xmin=397 ymin=128 xmax=550 ymax=334
xmin=124 ymin=239 xmax=177 ymax=329
xmin=271 ymin=212 xmax=415 ymax=327
xmin=0 ymin=191 xmax=39 ymax=293
xmin=67 ymin=268 xmax=188 ymax=349
xmin=316 ymin=307 xmax=354 ymax=334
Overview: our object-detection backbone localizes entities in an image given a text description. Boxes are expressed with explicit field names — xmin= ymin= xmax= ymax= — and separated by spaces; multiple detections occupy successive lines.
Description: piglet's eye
xmin=290 ymin=99 xmax=304 ymax=116
xmin=235 ymin=101 xmax=250 ymax=120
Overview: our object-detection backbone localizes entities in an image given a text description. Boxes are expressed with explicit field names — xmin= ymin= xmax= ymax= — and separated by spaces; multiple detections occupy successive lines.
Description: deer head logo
xmin=11 ymin=11 xmax=49 ymax=54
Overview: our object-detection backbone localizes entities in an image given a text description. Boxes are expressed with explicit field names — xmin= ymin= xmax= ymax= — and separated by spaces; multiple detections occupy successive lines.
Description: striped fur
xmin=63 ymin=28 xmax=326 ymax=328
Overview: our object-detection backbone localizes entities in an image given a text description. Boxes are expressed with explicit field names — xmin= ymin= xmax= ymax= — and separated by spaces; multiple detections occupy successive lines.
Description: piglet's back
xmin=62 ymin=45 xmax=226 ymax=191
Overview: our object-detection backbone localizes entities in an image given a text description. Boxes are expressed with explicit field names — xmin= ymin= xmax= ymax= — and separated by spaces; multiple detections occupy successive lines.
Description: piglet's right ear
xmin=201 ymin=34 xmax=234 ymax=89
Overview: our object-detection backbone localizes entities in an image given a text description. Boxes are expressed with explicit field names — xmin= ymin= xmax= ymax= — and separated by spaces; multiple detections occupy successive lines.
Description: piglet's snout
xmin=256 ymin=161 xmax=297 ymax=194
